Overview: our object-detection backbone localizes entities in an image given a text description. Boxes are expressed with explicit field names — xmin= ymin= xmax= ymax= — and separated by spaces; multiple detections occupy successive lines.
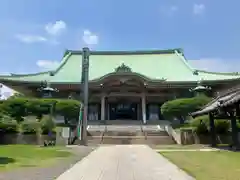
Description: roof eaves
xmin=9 ymin=71 xmax=50 ymax=77
xmin=191 ymin=91 xmax=239 ymax=116
xmin=195 ymin=69 xmax=240 ymax=76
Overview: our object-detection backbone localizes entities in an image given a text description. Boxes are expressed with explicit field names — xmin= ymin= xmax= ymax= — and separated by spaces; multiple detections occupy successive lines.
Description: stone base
xmin=0 ymin=134 xmax=56 ymax=145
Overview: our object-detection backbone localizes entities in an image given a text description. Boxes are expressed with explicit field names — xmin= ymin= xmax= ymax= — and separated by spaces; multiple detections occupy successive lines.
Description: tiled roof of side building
xmin=0 ymin=48 xmax=240 ymax=83
xmin=0 ymin=71 xmax=51 ymax=82
xmin=195 ymin=70 xmax=240 ymax=81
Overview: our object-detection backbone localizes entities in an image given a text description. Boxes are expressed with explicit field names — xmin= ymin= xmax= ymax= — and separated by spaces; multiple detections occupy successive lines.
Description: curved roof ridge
xmin=196 ymin=69 xmax=240 ymax=76
xmin=65 ymin=48 xmax=183 ymax=55
xmin=52 ymin=51 xmax=72 ymax=75
xmin=174 ymin=50 xmax=195 ymax=73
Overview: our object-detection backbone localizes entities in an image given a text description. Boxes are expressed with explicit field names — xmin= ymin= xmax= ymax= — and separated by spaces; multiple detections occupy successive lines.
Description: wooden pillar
xmin=105 ymin=97 xmax=109 ymax=121
xmin=230 ymin=108 xmax=239 ymax=149
xmin=137 ymin=101 xmax=141 ymax=120
xmin=101 ymin=95 xmax=106 ymax=120
xmin=141 ymin=93 xmax=146 ymax=124
xmin=209 ymin=112 xmax=217 ymax=147
xmin=236 ymin=103 xmax=240 ymax=119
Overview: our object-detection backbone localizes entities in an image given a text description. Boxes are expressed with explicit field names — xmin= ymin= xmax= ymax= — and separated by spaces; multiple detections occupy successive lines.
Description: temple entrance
xmin=109 ymin=103 xmax=138 ymax=120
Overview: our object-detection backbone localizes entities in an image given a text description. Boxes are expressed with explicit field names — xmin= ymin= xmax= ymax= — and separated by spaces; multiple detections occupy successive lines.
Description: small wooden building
xmin=192 ymin=87 xmax=240 ymax=149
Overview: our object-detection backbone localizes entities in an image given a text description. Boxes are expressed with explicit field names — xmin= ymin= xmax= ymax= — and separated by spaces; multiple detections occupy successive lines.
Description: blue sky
xmin=0 ymin=0 xmax=240 ymax=76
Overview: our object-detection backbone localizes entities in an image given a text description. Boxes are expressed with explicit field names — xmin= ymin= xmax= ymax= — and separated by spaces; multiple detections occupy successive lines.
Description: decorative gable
xmin=115 ymin=63 xmax=132 ymax=73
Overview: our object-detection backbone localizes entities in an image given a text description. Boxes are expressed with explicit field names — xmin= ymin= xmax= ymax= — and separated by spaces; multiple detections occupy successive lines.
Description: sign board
xmin=61 ymin=127 xmax=70 ymax=138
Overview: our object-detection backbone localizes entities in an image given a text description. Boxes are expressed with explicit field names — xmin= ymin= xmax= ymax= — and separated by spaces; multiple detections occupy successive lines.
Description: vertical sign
xmin=79 ymin=47 xmax=90 ymax=145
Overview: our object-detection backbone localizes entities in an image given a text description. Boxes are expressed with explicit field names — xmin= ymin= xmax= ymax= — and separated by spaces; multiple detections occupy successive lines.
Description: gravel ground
xmin=0 ymin=146 xmax=96 ymax=180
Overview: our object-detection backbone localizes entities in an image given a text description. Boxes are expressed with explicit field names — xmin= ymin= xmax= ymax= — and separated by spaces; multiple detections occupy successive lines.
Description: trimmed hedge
xmin=0 ymin=116 xmax=19 ymax=134
xmin=0 ymin=116 xmax=57 ymax=135
xmin=0 ymin=98 xmax=81 ymax=124
xmin=161 ymin=95 xmax=211 ymax=120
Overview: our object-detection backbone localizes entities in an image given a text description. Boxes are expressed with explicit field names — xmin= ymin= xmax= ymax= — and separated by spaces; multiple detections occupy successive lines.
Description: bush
xmin=161 ymin=96 xmax=211 ymax=120
xmin=190 ymin=115 xmax=230 ymax=135
xmin=0 ymin=98 xmax=81 ymax=124
xmin=190 ymin=115 xmax=209 ymax=127
xmin=1 ymin=98 xmax=28 ymax=122
xmin=215 ymin=120 xmax=230 ymax=134
xmin=55 ymin=99 xmax=80 ymax=122
xmin=0 ymin=116 xmax=19 ymax=134
xmin=21 ymin=121 xmax=40 ymax=134
xmin=195 ymin=122 xmax=209 ymax=134
xmin=40 ymin=115 xmax=56 ymax=135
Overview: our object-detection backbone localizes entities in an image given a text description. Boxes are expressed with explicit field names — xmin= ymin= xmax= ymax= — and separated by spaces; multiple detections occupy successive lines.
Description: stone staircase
xmin=87 ymin=122 xmax=176 ymax=145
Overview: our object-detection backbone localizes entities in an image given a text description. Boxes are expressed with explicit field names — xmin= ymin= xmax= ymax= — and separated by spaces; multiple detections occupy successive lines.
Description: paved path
xmin=57 ymin=145 xmax=195 ymax=180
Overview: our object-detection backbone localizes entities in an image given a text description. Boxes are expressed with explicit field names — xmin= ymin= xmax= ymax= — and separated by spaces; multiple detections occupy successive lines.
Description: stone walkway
xmin=57 ymin=145 xmax=195 ymax=180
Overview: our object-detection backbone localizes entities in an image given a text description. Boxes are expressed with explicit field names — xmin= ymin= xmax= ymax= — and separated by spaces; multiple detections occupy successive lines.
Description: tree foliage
xmin=0 ymin=116 xmax=19 ymax=134
xmin=161 ymin=95 xmax=211 ymax=120
xmin=0 ymin=97 xmax=81 ymax=124
xmin=40 ymin=115 xmax=56 ymax=134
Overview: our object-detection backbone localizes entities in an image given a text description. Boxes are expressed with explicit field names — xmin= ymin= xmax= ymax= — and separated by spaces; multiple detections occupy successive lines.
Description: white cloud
xmin=36 ymin=60 xmax=60 ymax=70
xmin=15 ymin=20 xmax=67 ymax=44
xmin=82 ymin=30 xmax=99 ymax=46
xmin=189 ymin=58 xmax=240 ymax=72
xmin=45 ymin=20 xmax=67 ymax=36
xmin=15 ymin=34 xmax=47 ymax=43
xmin=193 ymin=4 xmax=205 ymax=15
xmin=170 ymin=6 xmax=178 ymax=12
xmin=160 ymin=5 xmax=178 ymax=16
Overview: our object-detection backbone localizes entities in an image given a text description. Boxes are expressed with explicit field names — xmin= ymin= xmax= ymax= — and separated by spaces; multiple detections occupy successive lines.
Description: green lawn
xmin=161 ymin=151 xmax=240 ymax=180
xmin=0 ymin=145 xmax=72 ymax=171
xmin=153 ymin=144 xmax=208 ymax=150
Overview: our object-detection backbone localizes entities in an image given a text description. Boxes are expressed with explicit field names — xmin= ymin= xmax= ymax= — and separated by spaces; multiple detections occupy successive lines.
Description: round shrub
xmin=161 ymin=96 xmax=211 ymax=120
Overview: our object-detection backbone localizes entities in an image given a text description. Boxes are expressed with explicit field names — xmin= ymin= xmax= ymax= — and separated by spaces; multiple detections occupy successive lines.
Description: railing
xmin=162 ymin=122 xmax=182 ymax=144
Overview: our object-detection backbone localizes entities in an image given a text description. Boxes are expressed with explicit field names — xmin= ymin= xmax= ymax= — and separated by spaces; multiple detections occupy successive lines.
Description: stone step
xmin=145 ymin=136 xmax=176 ymax=145
xmin=87 ymin=131 xmax=104 ymax=136
xmin=144 ymin=131 xmax=169 ymax=136
xmin=87 ymin=135 xmax=176 ymax=145
xmin=87 ymin=125 xmax=106 ymax=132
xmin=105 ymin=125 xmax=142 ymax=132
xmin=103 ymin=131 xmax=144 ymax=136
xmin=105 ymin=120 xmax=142 ymax=125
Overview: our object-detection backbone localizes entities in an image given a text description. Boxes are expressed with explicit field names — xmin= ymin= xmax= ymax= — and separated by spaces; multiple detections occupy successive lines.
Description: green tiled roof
xmin=1 ymin=48 xmax=240 ymax=83
xmin=0 ymin=71 xmax=51 ymax=82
